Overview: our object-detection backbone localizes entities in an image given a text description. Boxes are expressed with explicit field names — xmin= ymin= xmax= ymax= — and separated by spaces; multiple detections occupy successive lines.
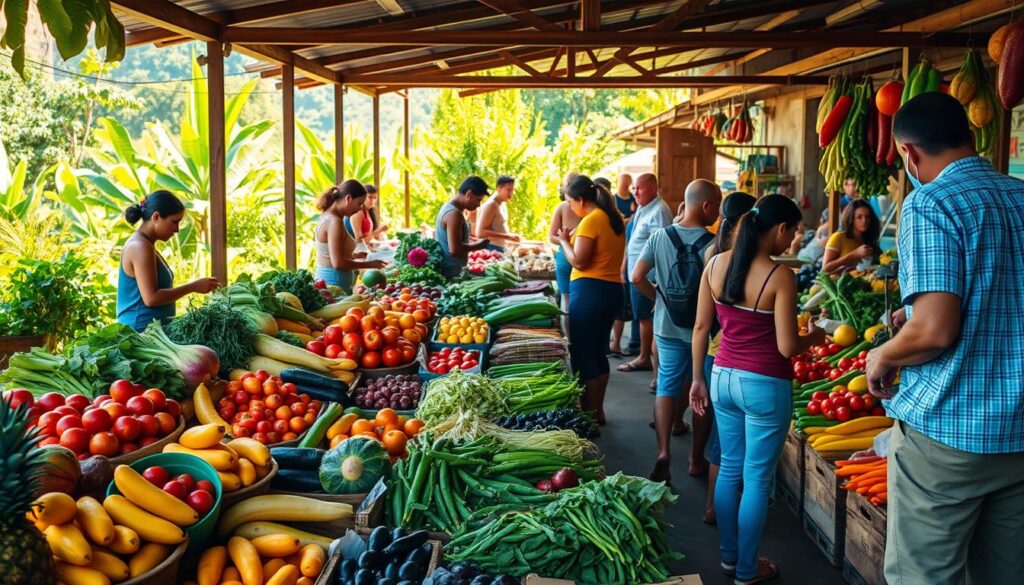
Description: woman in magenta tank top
xmin=688 ymin=195 xmax=826 ymax=585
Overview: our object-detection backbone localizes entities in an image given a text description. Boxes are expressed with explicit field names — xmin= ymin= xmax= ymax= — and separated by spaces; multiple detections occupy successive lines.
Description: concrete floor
xmin=594 ymin=356 xmax=845 ymax=585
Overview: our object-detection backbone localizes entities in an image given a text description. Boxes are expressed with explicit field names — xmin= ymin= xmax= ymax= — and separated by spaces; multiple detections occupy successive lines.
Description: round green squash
xmin=361 ymin=269 xmax=387 ymax=288
xmin=319 ymin=436 xmax=390 ymax=494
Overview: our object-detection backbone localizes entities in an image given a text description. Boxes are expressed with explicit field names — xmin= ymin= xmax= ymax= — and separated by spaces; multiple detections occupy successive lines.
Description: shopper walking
xmin=475 ymin=175 xmax=521 ymax=252
xmin=117 ymin=190 xmax=219 ymax=331
xmin=557 ymin=175 xmax=626 ymax=426
xmin=690 ymin=194 xmax=825 ymax=584
xmin=315 ymin=180 xmax=386 ymax=292
xmin=631 ymin=179 xmax=721 ymax=484
xmin=435 ymin=176 xmax=491 ymax=279
xmin=866 ymin=92 xmax=1024 ymax=585
xmin=821 ymin=199 xmax=880 ymax=274
xmin=548 ymin=172 xmax=582 ymax=319
xmin=618 ymin=173 xmax=673 ymax=377
xmin=699 ymin=191 xmax=757 ymax=525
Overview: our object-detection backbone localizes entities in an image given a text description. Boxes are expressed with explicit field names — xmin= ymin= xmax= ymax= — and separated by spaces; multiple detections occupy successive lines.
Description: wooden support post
xmin=403 ymin=92 xmax=411 ymax=228
xmin=283 ymin=62 xmax=297 ymax=270
xmin=373 ymin=93 xmax=381 ymax=190
xmin=206 ymin=41 xmax=227 ymax=284
xmin=334 ymin=84 xmax=345 ymax=182
xmin=993 ymin=107 xmax=1012 ymax=174
xmin=567 ymin=47 xmax=575 ymax=78
xmin=828 ymin=190 xmax=840 ymax=234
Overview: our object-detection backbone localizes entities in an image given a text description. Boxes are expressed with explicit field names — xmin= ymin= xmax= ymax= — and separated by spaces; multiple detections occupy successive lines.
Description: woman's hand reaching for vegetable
xmin=189 ymin=277 xmax=220 ymax=294
xmin=855 ymin=244 xmax=874 ymax=260
xmin=364 ymin=259 xmax=387 ymax=269
xmin=689 ymin=380 xmax=709 ymax=416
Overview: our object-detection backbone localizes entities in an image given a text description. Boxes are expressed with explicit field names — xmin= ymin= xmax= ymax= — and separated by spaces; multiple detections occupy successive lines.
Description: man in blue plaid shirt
xmin=866 ymin=93 xmax=1024 ymax=584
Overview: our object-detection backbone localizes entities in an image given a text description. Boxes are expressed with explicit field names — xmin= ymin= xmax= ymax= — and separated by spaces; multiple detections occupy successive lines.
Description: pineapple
xmin=0 ymin=400 xmax=56 ymax=585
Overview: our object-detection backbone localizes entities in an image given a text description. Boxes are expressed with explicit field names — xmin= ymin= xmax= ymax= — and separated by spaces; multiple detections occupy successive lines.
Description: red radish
xmin=142 ymin=466 xmax=170 ymax=487
xmin=162 ymin=480 xmax=188 ymax=501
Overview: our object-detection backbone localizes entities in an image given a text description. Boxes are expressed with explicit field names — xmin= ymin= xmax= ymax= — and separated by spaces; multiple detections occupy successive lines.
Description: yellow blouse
xmin=570 ymin=210 xmax=626 ymax=283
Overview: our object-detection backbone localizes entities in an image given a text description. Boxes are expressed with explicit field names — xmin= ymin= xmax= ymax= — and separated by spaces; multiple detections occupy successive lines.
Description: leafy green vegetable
xmin=256 ymin=269 xmax=326 ymax=312
xmin=166 ymin=301 xmax=259 ymax=376
xmin=395 ymin=264 xmax=447 ymax=286
xmin=275 ymin=330 xmax=304 ymax=347
xmin=224 ymin=275 xmax=322 ymax=327
xmin=395 ymin=232 xmax=444 ymax=271
xmin=817 ymin=273 xmax=889 ymax=332
xmin=416 ymin=371 xmax=509 ymax=425
xmin=0 ymin=253 xmax=106 ymax=347
xmin=0 ymin=323 xmax=188 ymax=398
xmin=436 ymin=285 xmax=497 ymax=316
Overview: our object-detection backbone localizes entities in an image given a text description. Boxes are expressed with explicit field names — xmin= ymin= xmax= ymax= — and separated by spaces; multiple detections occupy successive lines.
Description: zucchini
xmin=270 ymin=468 xmax=325 ymax=492
xmin=294 ymin=382 xmax=348 ymax=404
xmin=482 ymin=301 xmax=562 ymax=326
xmin=269 ymin=447 xmax=326 ymax=470
xmin=298 ymin=402 xmax=343 ymax=448
xmin=280 ymin=368 xmax=351 ymax=393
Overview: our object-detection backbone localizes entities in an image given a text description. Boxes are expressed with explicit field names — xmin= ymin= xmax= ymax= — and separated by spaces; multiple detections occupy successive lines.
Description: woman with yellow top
xmin=556 ymin=175 xmax=626 ymax=425
xmin=822 ymin=199 xmax=880 ymax=273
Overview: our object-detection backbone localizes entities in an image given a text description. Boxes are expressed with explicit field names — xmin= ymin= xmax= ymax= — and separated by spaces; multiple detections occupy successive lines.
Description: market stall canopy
xmin=113 ymin=0 xmax=986 ymax=94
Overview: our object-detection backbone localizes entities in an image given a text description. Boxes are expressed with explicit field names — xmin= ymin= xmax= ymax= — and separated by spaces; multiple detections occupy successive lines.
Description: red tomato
xmin=363 ymin=329 xmax=384 ymax=351
xmin=109 ymin=379 xmax=136 ymax=403
xmin=89 ymin=432 xmax=120 ymax=456
xmin=256 ymin=420 xmax=272 ymax=434
xmin=59 ymin=427 xmax=89 ymax=453
xmin=165 ymin=399 xmax=181 ymax=419
xmin=113 ymin=416 xmax=142 ymax=442
xmin=823 ymin=409 xmax=836 ymax=420
xmin=870 ymin=406 xmax=886 ymax=416
xmin=265 ymin=394 xmax=283 ymax=410
xmin=262 ymin=380 xmax=280 ymax=396
xmin=835 ymin=406 xmax=852 ymax=422
xmin=342 ymin=332 xmax=364 ymax=356
xmin=829 ymin=369 xmax=843 ymax=381
xmin=65 ymin=394 xmax=90 ymax=412
xmin=325 ymin=344 xmax=343 ymax=359
xmin=195 ymin=480 xmax=216 ymax=495
xmin=252 ymin=432 xmax=269 ymax=444
xmin=462 ymin=360 xmax=478 ymax=369
xmin=291 ymin=402 xmax=307 ymax=417
xmin=233 ymin=390 xmax=250 ymax=405
xmin=239 ymin=418 xmax=257 ymax=434
xmin=162 ymin=480 xmax=188 ymax=501
xmin=273 ymin=419 xmax=289 ymax=434
xmin=37 ymin=392 xmax=66 ymax=412
xmin=361 ymin=350 xmax=382 ymax=369
xmin=36 ymin=411 xmax=62 ymax=436
xmin=242 ymin=376 xmax=262 ymax=394
xmin=820 ymin=398 xmax=833 ymax=412
xmin=399 ymin=345 xmax=417 ymax=364
xmin=187 ymin=490 xmax=214 ymax=515
xmin=279 ymin=383 xmax=296 ymax=396
xmin=858 ymin=350 xmax=869 ymax=359
xmin=838 ymin=358 xmax=854 ymax=370
xmin=862 ymin=394 xmax=876 ymax=410
xmin=811 ymin=391 xmax=828 ymax=402
xmin=155 ymin=412 xmax=177 ymax=435
xmin=381 ymin=326 xmax=401 ymax=347
xmin=306 ymin=340 xmax=326 ymax=356
xmin=142 ymin=466 xmax=169 ymax=486
xmin=381 ymin=348 xmax=402 ymax=368
xmin=126 ymin=396 xmax=154 ymax=416
xmin=138 ymin=414 xmax=160 ymax=437
xmin=275 ymin=405 xmax=293 ymax=421
xmin=81 ymin=409 xmax=113 ymax=434
xmin=807 ymin=401 xmax=822 ymax=415
xmin=289 ymin=417 xmax=307 ymax=434
xmin=142 ymin=389 xmax=167 ymax=412
xmin=323 ymin=325 xmax=344 ymax=346
xmin=255 ymin=370 xmax=270 ymax=384
xmin=56 ymin=414 xmax=83 ymax=436
xmin=848 ymin=395 xmax=866 ymax=412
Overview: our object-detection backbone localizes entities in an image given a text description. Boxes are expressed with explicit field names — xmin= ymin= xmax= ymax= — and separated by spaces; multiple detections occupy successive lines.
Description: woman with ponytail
xmin=315 ymin=180 xmax=386 ymax=291
xmin=117 ymin=190 xmax=219 ymax=331
xmin=689 ymin=195 xmax=826 ymax=584
xmin=556 ymin=175 xmax=626 ymax=425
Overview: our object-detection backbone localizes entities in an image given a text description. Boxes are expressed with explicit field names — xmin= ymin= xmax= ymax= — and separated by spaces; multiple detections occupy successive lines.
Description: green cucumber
xmin=270 ymin=446 xmax=326 ymax=469
xmin=270 ymin=467 xmax=324 ymax=492
xmin=297 ymin=402 xmax=342 ymax=449
xmin=280 ymin=368 xmax=350 ymax=393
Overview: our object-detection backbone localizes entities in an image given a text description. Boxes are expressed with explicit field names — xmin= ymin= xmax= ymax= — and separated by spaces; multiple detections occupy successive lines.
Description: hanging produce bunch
xmin=722 ymin=102 xmax=755 ymax=144
xmin=818 ymin=76 xmax=897 ymax=196
xmin=991 ymin=19 xmax=1024 ymax=109
xmin=950 ymin=49 xmax=1002 ymax=157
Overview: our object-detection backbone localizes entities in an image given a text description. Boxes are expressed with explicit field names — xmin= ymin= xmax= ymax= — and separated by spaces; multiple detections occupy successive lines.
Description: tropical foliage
xmin=0 ymin=0 xmax=124 ymax=75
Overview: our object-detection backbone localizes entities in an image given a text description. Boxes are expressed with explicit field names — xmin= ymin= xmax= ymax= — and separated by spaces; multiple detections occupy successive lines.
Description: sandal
xmin=734 ymin=558 xmax=779 ymax=585
xmin=617 ymin=360 xmax=652 ymax=372
xmin=606 ymin=345 xmax=624 ymax=357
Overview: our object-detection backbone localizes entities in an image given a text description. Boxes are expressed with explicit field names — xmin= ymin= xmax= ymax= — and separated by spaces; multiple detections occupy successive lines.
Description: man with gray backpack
xmin=632 ymin=179 xmax=722 ymax=484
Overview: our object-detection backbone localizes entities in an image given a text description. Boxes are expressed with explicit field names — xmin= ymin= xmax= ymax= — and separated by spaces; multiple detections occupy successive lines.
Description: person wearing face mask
xmin=315 ymin=180 xmax=387 ymax=292
xmin=821 ymin=199 xmax=880 ymax=273
xmin=689 ymin=194 xmax=826 ymax=585
xmin=866 ymin=93 xmax=1024 ymax=585
xmin=117 ymin=190 xmax=220 ymax=332
xmin=557 ymin=175 xmax=626 ymax=425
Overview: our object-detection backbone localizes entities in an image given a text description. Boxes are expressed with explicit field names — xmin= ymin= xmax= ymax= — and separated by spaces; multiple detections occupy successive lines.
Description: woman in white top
xmin=314 ymin=180 xmax=385 ymax=292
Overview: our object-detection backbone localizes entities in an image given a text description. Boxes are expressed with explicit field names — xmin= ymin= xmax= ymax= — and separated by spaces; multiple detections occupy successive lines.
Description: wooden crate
xmin=801 ymin=446 xmax=851 ymax=567
xmin=842 ymin=491 xmax=887 ymax=585
xmin=776 ymin=429 xmax=805 ymax=517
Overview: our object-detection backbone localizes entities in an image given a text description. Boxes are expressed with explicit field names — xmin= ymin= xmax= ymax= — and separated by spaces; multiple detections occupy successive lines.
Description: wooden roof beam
xmin=226 ymin=28 xmax=975 ymax=48
xmin=581 ymin=0 xmax=601 ymax=31
xmin=340 ymin=73 xmax=831 ymax=88
xmin=478 ymin=0 xmax=563 ymax=31
xmin=499 ymin=50 xmax=545 ymax=76
xmin=113 ymin=0 xmax=219 ymax=41
xmin=704 ymin=9 xmax=799 ymax=76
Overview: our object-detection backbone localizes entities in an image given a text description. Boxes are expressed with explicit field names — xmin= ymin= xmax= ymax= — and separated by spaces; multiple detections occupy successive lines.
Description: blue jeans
xmin=654 ymin=335 xmax=692 ymax=398
xmin=315 ymin=265 xmax=353 ymax=293
xmin=568 ymin=278 xmax=623 ymax=381
xmin=711 ymin=365 xmax=791 ymax=580
xmin=703 ymin=355 xmax=721 ymax=465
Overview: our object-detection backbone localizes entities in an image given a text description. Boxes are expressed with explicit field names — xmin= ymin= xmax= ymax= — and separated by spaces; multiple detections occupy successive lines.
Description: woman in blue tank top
xmin=117 ymin=191 xmax=220 ymax=331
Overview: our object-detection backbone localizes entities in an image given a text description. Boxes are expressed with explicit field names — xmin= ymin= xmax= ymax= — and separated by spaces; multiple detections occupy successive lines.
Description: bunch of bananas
xmin=950 ymin=49 xmax=1001 ymax=157
xmin=900 ymin=57 xmax=942 ymax=106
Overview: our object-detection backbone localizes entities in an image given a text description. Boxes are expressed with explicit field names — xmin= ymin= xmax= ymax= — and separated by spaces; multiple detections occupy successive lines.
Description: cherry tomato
xmin=848 ymin=395 xmax=866 ymax=412
xmin=823 ymin=409 xmax=836 ymax=420
xmin=835 ymin=406 xmax=852 ymax=422
xmin=811 ymin=391 xmax=828 ymax=402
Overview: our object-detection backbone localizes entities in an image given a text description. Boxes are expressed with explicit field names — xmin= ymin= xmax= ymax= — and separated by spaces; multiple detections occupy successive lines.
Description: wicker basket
xmin=108 ymin=417 xmax=185 ymax=466
xmin=221 ymin=458 xmax=278 ymax=508
xmin=119 ymin=539 xmax=188 ymax=585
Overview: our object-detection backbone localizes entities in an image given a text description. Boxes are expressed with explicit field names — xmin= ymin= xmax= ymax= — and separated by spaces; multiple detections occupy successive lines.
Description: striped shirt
xmin=887 ymin=156 xmax=1024 ymax=454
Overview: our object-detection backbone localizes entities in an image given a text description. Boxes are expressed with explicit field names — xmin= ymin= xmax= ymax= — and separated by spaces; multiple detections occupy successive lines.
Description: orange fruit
xmin=350 ymin=419 xmax=376 ymax=436
xmin=384 ymin=423 xmax=402 ymax=435
xmin=375 ymin=408 xmax=399 ymax=428
xmin=339 ymin=315 xmax=360 ymax=332
xmin=401 ymin=329 xmax=421 ymax=344
xmin=368 ymin=306 xmax=386 ymax=324
xmin=398 ymin=415 xmax=409 ymax=425
xmin=346 ymin=307 xmax=365 ymax=319
xmin=385 ymin=316 xmax=401 ymax=330
xmin=398 ymin=314 xmax=417 ymax=330
xmin=382 ymin=430 xmax=408 ymax=456
xmin=412 ymin=309 xmax=429 ymax=322
xmin=403 ymin=418 xmax=426 ymax=437
xmin=330 ymin=434 xmax=347 ymax=448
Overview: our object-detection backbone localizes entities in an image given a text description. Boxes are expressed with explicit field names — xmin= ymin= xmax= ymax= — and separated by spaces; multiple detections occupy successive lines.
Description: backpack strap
xmin=692 ymin=231 xmax=715 ymax=258
xmin=664 ymin=225 xmax=685 ymax=250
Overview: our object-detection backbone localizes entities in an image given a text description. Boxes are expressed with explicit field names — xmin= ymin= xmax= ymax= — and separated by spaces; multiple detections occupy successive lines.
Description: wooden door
xmin=655 ymin=128 xmax=715 ymax=214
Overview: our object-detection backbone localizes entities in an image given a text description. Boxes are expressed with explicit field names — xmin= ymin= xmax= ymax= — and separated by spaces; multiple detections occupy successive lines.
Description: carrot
xmin=868 ymin=482 xmax=888 ymax=495
xmin=857 ymin=486 xmax=872 ymax=495
xmin=836 ymin=455 xmax=883 ymax=467
xmin=845 ymin=469 xmax=887 ymax=489
xmin=873 ymin=494 xmax=888 ymax=505
xmin=870 ymin=496 xmax=883 ymax=506
xmin=835 ymin=461 xmax=886 ymax=477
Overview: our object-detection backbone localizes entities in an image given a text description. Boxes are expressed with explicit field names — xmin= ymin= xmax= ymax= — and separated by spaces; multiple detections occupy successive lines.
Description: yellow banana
xmin=237 ymin=458 xmax=257 ymax=487
xmin=218 ymin=471 xmax=243 ymax=492
xmin=227 ymin=536 xmax=263 ymax=585
xmin=113 ymin=465 xmax=199 ymax=526
xmin=34 ymin=492 xmax=78 ymax=525
xmin=193 ymin=383 xmax=231 ymax=428
xmin=55 ymin=562 xmax=111 ymax=585
xmin=46 ymin=523 xmax=93 ymax=566
xmin=102 ymin=495 xmax=186 ymax=545
xmin=231 ymin=522 xmax=333 ymax=551
xmin=129 ymin=543 xmax=172 ymax=578
xmin=225 ymin=437 xmax=271 ymax=467
xmin=75 ymin=496 xmax=115 ymax=546
xmin=198 ymin=546 xmax=228 ymax=585
xmin=179 ymin=422 xmax=227 ymax=449
xmin=162 ymin=443 xmax=236 ymax=471
xmin=87 ymin=549 xmax=130 ymax=582
xmin=107 ymin=526 xmax=140 ymax=555
xmin=217 ymin=495 xmax=353 ymax=537
xmin=251 ymin=534 xmax=302 ymax=557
